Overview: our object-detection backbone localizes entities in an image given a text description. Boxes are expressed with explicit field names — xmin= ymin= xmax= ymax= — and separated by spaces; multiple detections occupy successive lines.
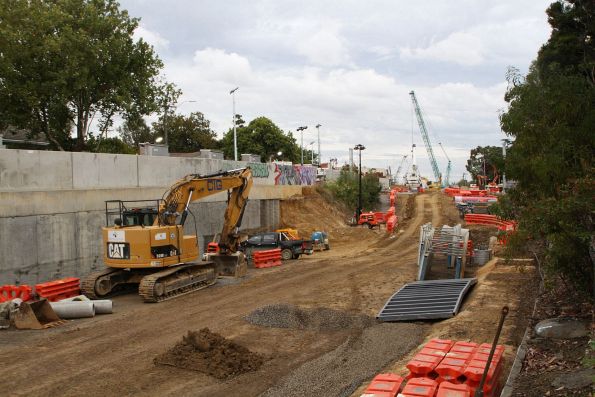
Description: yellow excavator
xmin=81 ymin=167 xmax=253 ymax=302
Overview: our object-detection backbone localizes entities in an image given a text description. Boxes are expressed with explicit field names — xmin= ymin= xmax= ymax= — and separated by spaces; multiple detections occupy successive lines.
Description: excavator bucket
xmin=210 ymin=252 xmax=248 ymax=278
xmin=12 ymin=299 xmax=64 ymax=330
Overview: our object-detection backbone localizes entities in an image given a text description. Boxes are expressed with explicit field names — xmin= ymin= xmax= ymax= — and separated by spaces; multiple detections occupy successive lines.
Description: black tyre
xmin=281 ymin=249 xmax=293 ymax=261
xmin=292 ymin=253 xmax=301 ymax=259
xmin=324 ymin=243 xmax=330 ymax=250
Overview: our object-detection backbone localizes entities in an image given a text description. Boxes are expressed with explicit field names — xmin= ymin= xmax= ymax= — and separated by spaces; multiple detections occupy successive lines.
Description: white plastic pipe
xmin=50 ymin=301 xmax=95 ymax=319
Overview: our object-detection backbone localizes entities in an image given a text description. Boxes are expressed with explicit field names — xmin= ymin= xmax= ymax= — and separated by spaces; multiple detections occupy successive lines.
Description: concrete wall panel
xmin=0 ymin=149 xmax=72 ymax=191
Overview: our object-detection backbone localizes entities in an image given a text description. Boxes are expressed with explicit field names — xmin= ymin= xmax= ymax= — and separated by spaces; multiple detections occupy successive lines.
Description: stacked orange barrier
xmin=401 ymin=339 xmax=505 ymax=397
xmin=464 ymin=214 xmax=517 ymax=246
xmin=435 ymin=341 xmax=478 ymax=383
xmin=35 ymin=277 xmax=80 ymax=301
xmin=463 ymin=343 xmax=505 ymax=396
xmin=252 ymin=248 xmax=282 ymax=268
xmin=389 ymin=190 xmax=396 ymax=207
xmin=363 ymin=373 xmax=404 ymax=397
xmin=385 ymin=206 xmax=396 ymax=221
xmin=386 ymin=215 xmax=398 ymax=233
xmin=0 ymin=285 xmax=33 ymax=302
xmin=436 ymin=382 xmax=471 ymax=397
xmin=400 ymin=377 xmax=438 ymax=397
xmin=406 ymin=339 xmax=454 ymax=378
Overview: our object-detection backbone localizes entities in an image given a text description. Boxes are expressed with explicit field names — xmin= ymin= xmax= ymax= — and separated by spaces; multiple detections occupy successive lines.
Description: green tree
xmin=465 ymin=146 xmax=505 ymax=184
xmin=86 ymin=134 xmax=136 ymax=154
xmin=152 ymin=112 xmax=217 ymax=153
xmin=327 ymin=170 xmax=382 ymax=212
xmin=219 ymin=117 xmax=301 ymax=162
xmin=0 ymin=0 xmax=170 ymax=150
xmin=497 ymin=0 xmax=594 ymax=295
xmin=118 ymin=114 xmax=156 ymax=148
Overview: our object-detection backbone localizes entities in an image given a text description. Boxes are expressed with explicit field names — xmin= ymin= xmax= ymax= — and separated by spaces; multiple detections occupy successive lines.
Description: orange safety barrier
xmin=435 ymin=341 xmax=478 ymax=383
xmin=406 ymin=339 xmax=454 ymax=378
xmin=466 ymin=362 xmax=503 ymax=397
xmin=400 ymin=377 xmax=439 ymax=397
xmin=462 ymin=343 xmax=505 ymax=384
xmin=364 ymin=373 xmax=404 ymax=397
xmin=436 ymin=382 xmax=471 ymax=397
xmin=252 ymin=248 xmax=282 ymax=269
xmin=384 ymin=206 xmax=396 ymax=221
xmin=35 ymin=277 xmax=80 ymax=302
xmin=464 ymin=214 xmax=517 ymax=246
xmin=386 ymin=215 xmax=398 ymax=233
xmin=0 ymin=285 xmax=33 ymax=302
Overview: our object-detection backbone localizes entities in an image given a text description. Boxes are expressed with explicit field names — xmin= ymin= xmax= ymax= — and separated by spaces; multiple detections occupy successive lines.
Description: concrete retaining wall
xmin=0 ymin=149 xmax=307 ymax=285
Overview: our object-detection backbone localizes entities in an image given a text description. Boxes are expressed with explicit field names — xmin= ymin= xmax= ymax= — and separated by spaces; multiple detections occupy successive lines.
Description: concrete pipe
xmin=49 ymin=301 xmax=95 ymax=319
xmin=92 ymin=300 xmax=113 ymax=314
xmin=60 ymin=295 xmax=91 ymax=302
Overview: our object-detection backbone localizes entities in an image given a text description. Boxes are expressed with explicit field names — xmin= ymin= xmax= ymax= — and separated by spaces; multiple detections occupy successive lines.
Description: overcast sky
xmin=121 ymin=0 xmax=552 ymax=181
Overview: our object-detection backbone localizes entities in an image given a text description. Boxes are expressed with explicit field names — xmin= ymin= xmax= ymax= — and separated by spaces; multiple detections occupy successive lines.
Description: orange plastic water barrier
xmin=252 ymin=248 xmax=282 ymax=269
xmin=406 ymin=339 xmax=455 ymax=377
xmin=364 ymin=373 xmax=404 ymax=397
xmin=35 ymin=277 xmax=80 ymax=302
xmin=386 ymin=215 xmax=398 ymax=233
xmin=436 ymin=381 xmax=471 ymax=397
xmin=400 ymin=377 xmax=439 ymax=397
xmin=435 ymin=341 xmax=478 ymax=382
xmin=0 ymin=285 xmax=33 ymax=302
xmin=462 ymin=343 xmax=505 ymax=383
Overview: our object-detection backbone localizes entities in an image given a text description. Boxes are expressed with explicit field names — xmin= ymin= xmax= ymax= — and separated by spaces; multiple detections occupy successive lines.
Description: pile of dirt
xmin=154 ymin=328 xmax=265 ymax=379
xmin=245 ymin=304 xmax=376 ymax=330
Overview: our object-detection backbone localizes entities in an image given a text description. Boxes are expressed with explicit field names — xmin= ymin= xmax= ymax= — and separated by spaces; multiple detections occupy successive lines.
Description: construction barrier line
xmin=252 ymin=248 xmax=282 ymax=268
xmin=0 ymin=285 xmax=33 ymax=302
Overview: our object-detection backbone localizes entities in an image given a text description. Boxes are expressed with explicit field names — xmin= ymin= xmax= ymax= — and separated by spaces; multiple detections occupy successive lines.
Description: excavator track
xmin=81 ymin=268 xmax=124 ymax=299
xmin=138 ymin=263 xmax=217 ymax=303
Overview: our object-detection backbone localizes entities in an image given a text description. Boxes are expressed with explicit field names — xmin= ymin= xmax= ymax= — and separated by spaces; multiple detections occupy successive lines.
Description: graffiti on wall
xmin=272 ymin=164 xmax=316 ymax=186
xmin=220 ymin=161 xmax=316 ymax=185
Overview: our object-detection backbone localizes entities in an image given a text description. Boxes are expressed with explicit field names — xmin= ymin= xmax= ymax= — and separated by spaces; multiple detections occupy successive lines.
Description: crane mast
xmin=409 ymin=91 xmax=442 ymax=184
xmin=438 ymin=142 xmax=451 ymax=187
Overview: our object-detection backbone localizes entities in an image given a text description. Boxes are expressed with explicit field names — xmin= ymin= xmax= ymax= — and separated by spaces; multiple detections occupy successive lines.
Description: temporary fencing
xmin=35 ymin=277 xmax=80 ymax=301
xmin=252 ymin=249 xmax=282 ymax=269
xmin=0 ymin=285 xmax=33 ymax=302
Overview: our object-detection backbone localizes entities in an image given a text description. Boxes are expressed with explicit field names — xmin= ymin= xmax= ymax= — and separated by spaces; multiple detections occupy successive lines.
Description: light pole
xmin=230 ymin=87 xmax=239 ymax=161
xmin=315 ymin=124 xmax=321 ymax=165
xmin=354 ymin=144 xmax=365 ymax=220
xmin=297 ymin=126 xmax=308 ymax=165
xmin=164 ymin=100 xmax=196 ymax=146
xmin=309 ymin=141 xmax=315 ymax=164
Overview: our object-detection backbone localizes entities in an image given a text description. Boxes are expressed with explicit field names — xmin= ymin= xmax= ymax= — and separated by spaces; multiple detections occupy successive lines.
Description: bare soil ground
xmin=0 ymin=191 xmax=539 ymax=397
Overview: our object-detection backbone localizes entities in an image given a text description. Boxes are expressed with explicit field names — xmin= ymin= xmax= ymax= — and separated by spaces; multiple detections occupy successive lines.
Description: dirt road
xmin=1 ymin=192 xmax=536 ymax=397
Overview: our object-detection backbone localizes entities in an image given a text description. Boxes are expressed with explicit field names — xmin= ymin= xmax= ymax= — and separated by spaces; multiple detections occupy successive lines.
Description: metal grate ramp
xmin=377 ymin=278 xmax=477 ymax=321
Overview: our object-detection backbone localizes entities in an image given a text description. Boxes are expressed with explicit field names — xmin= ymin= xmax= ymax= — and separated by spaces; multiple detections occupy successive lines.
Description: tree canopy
xmin=152 ymin=112 xmax=218 ymax=153
xmin=465 ymin=145 xmax=505 ymax=185
xmin=0 ymin=0 xmax=170 ymax=150
xmin=497 ymin=0 xmax=594 ymax=295
xmin=219 ymin=116 xmax=315 ymax=163
xmin=326 ymin=170 xmax=382 ymax=213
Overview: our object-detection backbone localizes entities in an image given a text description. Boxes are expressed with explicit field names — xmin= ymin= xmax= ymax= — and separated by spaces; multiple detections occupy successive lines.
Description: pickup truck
xmin=240 ymin=232 xmax=313 ymax=261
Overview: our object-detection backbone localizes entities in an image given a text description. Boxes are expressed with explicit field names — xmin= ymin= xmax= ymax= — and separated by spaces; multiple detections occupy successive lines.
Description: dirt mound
xmin=154 ymin=328 xmax=264 ymax=379
xmin=245 ymin=304 xmax=376 ymax=330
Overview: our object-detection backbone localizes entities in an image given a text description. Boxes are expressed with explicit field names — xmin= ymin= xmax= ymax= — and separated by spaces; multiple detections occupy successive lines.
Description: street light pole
xmin=297 ymin=126 xmax=308 ymax=165
xmin=354 ymin=144 xmax=366 ymax=220
xmin=309 ymin=141 xmax=315 ymax=164
xmin=230 ymin=87 xmax=239 ymax=161
xmin=315 ymin=124 xmax=321 ymax=166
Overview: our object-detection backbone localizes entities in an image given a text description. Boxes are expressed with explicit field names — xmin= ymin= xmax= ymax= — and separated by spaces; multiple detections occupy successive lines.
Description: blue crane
xmin=409 ymin=91 xmax=442 ymax=185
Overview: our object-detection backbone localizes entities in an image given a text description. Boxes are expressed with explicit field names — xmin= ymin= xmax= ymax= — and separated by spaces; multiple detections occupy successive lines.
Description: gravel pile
xmin=260 ymin=322 xmax=427 ymax=397
xmin=244 ymin=304 xmax=376 ymax=330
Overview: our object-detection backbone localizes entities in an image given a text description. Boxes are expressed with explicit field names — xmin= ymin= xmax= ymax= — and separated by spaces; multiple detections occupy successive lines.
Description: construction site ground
xmin=1 ymin=190 xmax=538 ymax=397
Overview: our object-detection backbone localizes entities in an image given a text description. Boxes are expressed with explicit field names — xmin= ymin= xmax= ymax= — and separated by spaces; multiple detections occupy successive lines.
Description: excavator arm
xmin=157 ymin=167 xmax=253 ymax=253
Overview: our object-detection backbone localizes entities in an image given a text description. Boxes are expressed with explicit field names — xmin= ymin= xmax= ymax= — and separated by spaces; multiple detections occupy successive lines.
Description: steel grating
xmin=377 ymin=278 xmax=477 ymax=321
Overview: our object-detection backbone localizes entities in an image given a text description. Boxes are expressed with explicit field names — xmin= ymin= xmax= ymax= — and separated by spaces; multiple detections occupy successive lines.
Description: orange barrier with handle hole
xmin=0 ymin=285 xmax=33 ymax=302
xmin=364 ymin=373 xmax=404 ymax=396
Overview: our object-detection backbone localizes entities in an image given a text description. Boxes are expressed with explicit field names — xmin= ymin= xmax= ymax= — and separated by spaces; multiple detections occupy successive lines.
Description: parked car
xmin=240 ymin=232 xmax=313 ymax=261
